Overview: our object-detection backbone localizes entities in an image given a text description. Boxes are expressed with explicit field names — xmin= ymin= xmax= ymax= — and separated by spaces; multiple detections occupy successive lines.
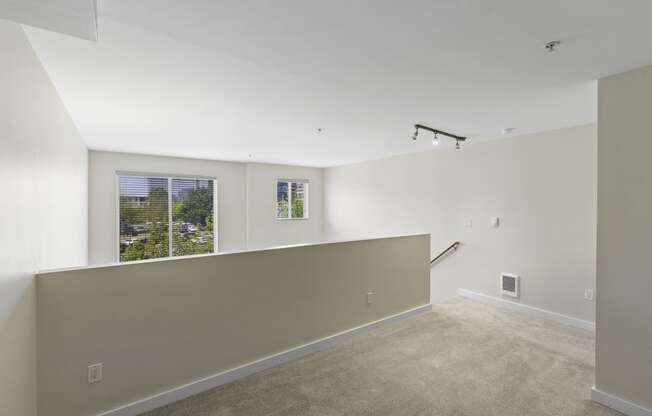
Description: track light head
xmin=455 ymin=140 xmax=460 ymax=150
xmin=412 ymin=127 xmax=419 ymax=141
xmin=432 ymin=132 xmax=439 ymax=146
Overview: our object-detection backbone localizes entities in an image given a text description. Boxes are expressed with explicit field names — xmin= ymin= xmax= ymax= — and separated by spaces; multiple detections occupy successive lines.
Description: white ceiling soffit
xmin=24 ymin=1 xmax=652 ymax=167
xmin=0 ymin=0 xmax=97 ymax=41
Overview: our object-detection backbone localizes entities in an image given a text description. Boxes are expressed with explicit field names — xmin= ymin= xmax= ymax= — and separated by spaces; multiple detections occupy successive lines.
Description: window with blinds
xmin=276 ymin=179 xmax=308 ymax=219
xmin=118 ymin=175 xmax=216 ymax=262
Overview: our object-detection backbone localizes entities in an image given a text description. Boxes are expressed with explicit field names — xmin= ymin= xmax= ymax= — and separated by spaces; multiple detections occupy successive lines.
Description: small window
xmin=118 ymin=174 xmax=216 ymax=262
xmin=276 ymin=180 xmax=308 ymax=219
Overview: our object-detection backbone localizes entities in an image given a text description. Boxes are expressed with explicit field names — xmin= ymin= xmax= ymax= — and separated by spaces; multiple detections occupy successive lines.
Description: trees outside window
xmin=119 ymin=175 xmax=215 ymax=262
xmin=276 ymin=180 xmax=308 ymax=219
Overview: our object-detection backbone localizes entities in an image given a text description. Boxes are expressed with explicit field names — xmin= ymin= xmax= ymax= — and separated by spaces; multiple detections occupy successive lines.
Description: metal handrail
xmin=430 ymin=241 xmax=461 ymax=265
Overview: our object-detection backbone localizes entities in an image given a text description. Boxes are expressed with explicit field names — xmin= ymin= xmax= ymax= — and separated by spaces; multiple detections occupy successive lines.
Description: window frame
xmin=115 ymin=171 xmax=219 ymax=263
xmin=276 ymin=179 xmax=309 ymax=220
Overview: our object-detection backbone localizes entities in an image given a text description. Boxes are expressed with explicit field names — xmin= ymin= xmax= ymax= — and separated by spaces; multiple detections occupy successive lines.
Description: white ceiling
xmin=0 ymin=0 xmax=96 ymax=40
xmin=21 ymin=0 xmax=652 ymax=167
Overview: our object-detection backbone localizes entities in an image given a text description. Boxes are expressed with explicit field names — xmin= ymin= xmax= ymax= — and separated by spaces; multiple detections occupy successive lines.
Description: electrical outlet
xmin=88 ymin=363 xmax=103 ymax=384
xmin=584 ymin=289 xmax=594 ymax=301
xmin=366 ymin=291 xmax=374 ymax=304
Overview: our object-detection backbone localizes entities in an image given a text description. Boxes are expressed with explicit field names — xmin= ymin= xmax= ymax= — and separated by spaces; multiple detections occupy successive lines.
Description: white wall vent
xmin=500 ymin=273 xmax=519 ymax=298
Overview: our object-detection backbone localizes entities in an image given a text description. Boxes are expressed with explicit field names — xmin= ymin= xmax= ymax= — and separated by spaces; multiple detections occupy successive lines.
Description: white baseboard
xmin=457 ymin=289 xmax=595 ymax=331
xmin=592 ymin=387 xmax=652 ymax=416
xmin=95 ymin=303 xmax=432 ymax=416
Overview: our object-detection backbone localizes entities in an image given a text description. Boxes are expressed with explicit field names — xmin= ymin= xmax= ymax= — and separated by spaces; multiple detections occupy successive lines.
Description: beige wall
xmin=0 ymin=21 xmax=88 ymax=416
xmin=36 ymin=234 xmax=429 ymax=416
xmin=325 ymin=125 xmax=597 ymax=322
xmin=88 ymin=151 xmax=323 ymax=264
xmin=596 ymin=64 xmax=652 ymax=410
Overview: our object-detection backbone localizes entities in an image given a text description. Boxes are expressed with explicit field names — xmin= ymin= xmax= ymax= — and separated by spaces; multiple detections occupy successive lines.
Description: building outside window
xmin=118 ymin=174 xmax=216 ymax=262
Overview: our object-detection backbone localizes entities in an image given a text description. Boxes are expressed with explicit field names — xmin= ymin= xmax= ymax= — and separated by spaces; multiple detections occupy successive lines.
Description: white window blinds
xmin=118 ymin=175 xmax=215 ymax=262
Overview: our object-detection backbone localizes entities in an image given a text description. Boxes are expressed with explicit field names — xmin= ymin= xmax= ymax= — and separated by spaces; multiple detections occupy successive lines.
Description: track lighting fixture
xmin=410 ymin=124 xmax=467 ymax=150
xmin=545 ymin=40 xmax=561 ymax=52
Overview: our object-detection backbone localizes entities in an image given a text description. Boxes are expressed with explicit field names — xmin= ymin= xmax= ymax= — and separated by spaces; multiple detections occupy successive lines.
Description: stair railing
xmin=431 ymin=241 xmax=461 ymax=265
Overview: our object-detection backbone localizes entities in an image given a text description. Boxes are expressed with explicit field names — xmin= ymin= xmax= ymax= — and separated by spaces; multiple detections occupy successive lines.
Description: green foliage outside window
xmin=291 ymin=183 xmax=305 ymax=218
xmin=119 ymin=179 xmax=215 ymax=262
xmin=121 ymin=222 xmax=169 ymax=261
xmin=176 ymin=187 xmax=213 ymax=226
xmin=277 ymin=181 xmax=307 ymax=219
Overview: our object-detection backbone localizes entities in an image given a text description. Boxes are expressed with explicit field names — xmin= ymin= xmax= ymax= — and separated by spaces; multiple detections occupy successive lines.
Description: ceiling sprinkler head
xmin=545 ymin=40 xmax=561 ymax=52
xmin=502 ymin=127 xmax=515 ymax=135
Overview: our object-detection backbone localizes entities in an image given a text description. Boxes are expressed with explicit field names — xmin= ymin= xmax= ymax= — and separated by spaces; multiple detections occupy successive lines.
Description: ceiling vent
xmin=500 ymin=273 xmax=519 ymax=298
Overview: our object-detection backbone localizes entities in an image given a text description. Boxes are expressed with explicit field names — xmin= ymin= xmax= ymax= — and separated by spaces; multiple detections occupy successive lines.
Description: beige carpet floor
xmin=141 ymin=298 xmax=620 ymax=416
